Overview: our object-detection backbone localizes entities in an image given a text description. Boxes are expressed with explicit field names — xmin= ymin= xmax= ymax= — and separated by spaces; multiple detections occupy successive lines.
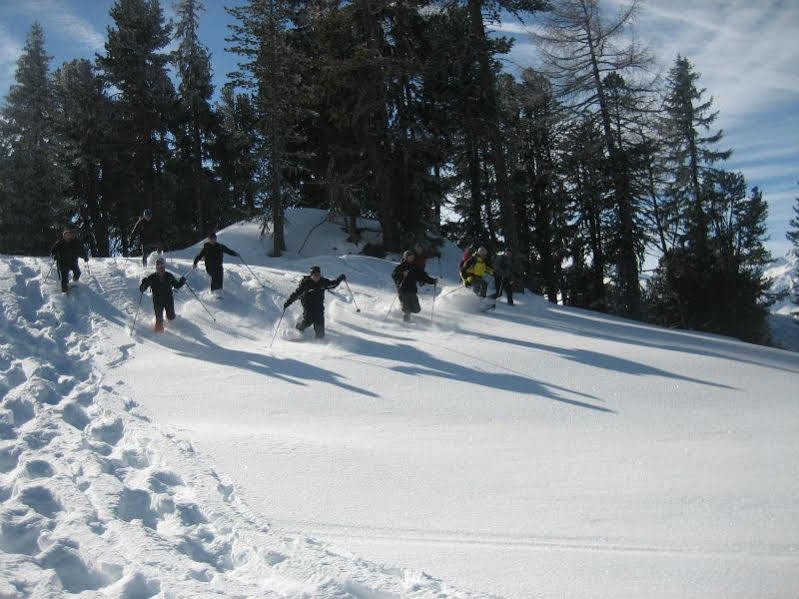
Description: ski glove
xmin=337 ymin=274 xmax=346 ymax=282
xmin=179 ymin=277 xmax=187 ymax=284
xmin=283 ymin=300 xmax=292 ymax=310
xmin=139 ymin=283 xmax=146 ymax=293
xmin=84 ymin=257 xmax=89 ymax=263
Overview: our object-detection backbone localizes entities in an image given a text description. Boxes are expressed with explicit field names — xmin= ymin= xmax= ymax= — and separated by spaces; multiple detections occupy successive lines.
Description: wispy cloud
xmin=7 ymin=0 xmax=105 ymax=52
xmin=0 ymin=25 xmax=23 ymax=99
xmin=636 ymin=0 xmax=799 ymax=121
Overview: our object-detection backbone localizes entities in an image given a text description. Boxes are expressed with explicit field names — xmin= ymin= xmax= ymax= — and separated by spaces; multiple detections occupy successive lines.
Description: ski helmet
xmin=309 ymin=265 xmax=321 ymax=275
xmin=477 ymin=246 xmax=488 ymax=257
xmin=143 ymin=208 xmax=152 ymax=218
xmin=403 ymin=249 xmax=415 ymax=260
xmin=155 ymin=256 xmax=166 ymax=268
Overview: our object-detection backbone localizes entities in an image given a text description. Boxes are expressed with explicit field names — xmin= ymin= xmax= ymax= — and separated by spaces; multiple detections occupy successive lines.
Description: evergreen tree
xmin=228 ymin=0 xmax=313 ymax=257
xmin=52 ymin=58 xmax=114 ymax=256
xmin=660 ymin=55 xmax=731 ymax=260
xmin=0 ymin=22 xmax=65 ymax=255
xmin=172 ymin=0 xmax=217 ymax=237
xmin=534 ymin=0 xmax=654 ymax=316
xmin=212 ymin=86 xmax=261 ymax=221
xmin=458 ymin=0 xmax=549 ymax=257
xmin=96 ymin=0 xmax=176 ymax=254
xmin=788 ymin=184 xmax=799 ymax=309
xmin=647 ymin=172 xmax=772 ymax=343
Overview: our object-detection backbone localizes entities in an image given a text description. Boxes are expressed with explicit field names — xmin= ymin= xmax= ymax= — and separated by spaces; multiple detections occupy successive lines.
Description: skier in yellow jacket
xmin=460 ymin=246 xmax=493 ymax=298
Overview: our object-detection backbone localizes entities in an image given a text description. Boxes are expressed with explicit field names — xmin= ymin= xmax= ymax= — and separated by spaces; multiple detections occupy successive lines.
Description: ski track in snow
xmin=0 ymin=256 xmax=490 ymax=598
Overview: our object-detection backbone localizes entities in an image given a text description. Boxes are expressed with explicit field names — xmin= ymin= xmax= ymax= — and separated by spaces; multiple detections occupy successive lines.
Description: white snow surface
xmin=2 ymin=208 xmax=798 ymax=598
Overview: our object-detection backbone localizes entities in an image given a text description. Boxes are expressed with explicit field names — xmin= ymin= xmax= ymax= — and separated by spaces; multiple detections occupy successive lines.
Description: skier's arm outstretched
xmin=170 ymin=274 xmax=187 ymax=289
xmin=284 ymin=279 xmax=309 ymax=308
xmin=219 ymin=243 xmax=239 ymax=258
xmin=421 ymin=269 xmax=437 ymax=286
xmin=323 ymin=274 xmax=345 ymax=290
xmin=139 ymin=274 xmax=152 ymax=293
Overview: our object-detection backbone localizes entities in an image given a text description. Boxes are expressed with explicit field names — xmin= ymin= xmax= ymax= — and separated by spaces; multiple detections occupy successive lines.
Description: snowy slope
xmin=2 ymin=210 xmax=799 ymax=598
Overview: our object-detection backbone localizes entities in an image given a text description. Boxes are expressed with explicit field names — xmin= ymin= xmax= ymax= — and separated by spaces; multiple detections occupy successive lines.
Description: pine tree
xmin=0 ymin=22 xmax=65 ymax=255
xmin=660 ymin=56 xmax=732 ymax=261
xmin=52 ymin=59 xmax=114 ymax=256
xmin=459 ymin=0 xmax=549 ymax=257
xmin=788 ymin=184 xmax=799 ymax=309
xmin=228 ymin=0 xmax=313 ymax=257
xmin=96 ymin=0 xmax=176 ymax=254
xmin=212 ymin=86 xmax=261 ymax=221
xmin=172 ymin=0 xmax=216 ymax=236
xmin=534 ymin=0 xmax=655 ymax=316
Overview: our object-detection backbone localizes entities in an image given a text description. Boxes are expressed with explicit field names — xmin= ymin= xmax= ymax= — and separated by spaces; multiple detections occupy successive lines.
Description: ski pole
xmin=269 ymin=308 xmax=286 ymax=349
xmin=130 ymin=290 xmax=144 ymax=332
xmin=184 ymin=280 xmax=216 ymax=322
xmin=383 ymin=294 xmax=398 ymax=322
xmin=238 ymin=255 xmax=268 ymax=289
xmin=343 ymin=279 xmax=361 ymax=313
xmin=44 ymin=260 xmax=56 ymax=282
xmin=181 ymin=264 xmax=196 ymax=280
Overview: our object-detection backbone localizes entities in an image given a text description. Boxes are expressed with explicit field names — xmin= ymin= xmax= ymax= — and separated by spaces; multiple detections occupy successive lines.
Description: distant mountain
xmin=765 ymin=248 xmax=799 ymax=351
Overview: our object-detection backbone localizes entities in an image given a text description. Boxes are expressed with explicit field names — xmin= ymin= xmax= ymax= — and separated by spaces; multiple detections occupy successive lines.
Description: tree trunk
xmin=582 ymin=2 xmax=639 ymax=315
xmin=467 ymin=0 xmax=518 ymax=254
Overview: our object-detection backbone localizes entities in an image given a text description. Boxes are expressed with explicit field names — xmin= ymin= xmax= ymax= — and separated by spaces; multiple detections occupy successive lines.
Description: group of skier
xmin=50 ymin=208 xmax=520 ymax=339
xmin=459 ymin=245 xmax=522 ymax=307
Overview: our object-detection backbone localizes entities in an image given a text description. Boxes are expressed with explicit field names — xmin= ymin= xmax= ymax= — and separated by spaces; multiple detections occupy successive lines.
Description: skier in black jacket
xmin=130 ymin=208 xmax=164 ymax=266
xmin=192 ymin=232 xmax=239 ymax=291
xmin=392 ymin=249 xmax=437 ymax=322
xmin=139 ymin=256 xmax=187 ymax=331
xmin=283 ymin=265 xmax=345 ymax=339
xmin=51 ymin=229 xmax=88 ymax=293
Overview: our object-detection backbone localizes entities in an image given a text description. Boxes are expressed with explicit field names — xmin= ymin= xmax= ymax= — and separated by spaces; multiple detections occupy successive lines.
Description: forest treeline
xmin=0 ymin=0 xmax=788 ymax=343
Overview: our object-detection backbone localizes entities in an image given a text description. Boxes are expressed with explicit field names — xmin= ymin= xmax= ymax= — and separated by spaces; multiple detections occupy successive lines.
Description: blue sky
xmin=1 ymin=0 xmax=797 ymax=259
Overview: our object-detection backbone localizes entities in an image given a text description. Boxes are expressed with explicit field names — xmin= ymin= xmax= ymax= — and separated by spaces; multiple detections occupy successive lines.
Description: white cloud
xmin=8 ymin=0 xmax=105 ymax=52
xmin=637 ymin=0 xmax=799 ymax=120
xmin=0 ymin=25 xmax=23 ymax=99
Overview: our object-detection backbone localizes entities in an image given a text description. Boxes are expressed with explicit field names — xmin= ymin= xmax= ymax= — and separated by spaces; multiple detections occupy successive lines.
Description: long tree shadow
xmin=337 ymin=323 xmax=614 ymax=413
xmin=507 ymin=299 xmax=799 ymax=375
xmin=136 ymin=316 xmax=379 ymax=398
xmin=455 ymin=330 xmax=736 ymax=390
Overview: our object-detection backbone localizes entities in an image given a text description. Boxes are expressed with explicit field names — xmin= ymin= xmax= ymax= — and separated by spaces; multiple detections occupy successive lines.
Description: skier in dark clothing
xmin=139 ymin=256 xmax=187 ymax=332
xmin=491 ymin=249 xmax=522 ymax=305
xmin=283 ymin=265 xmax=345 ymax=339
xmin=193 ymin=232 xmax=239 ymax=292
xmin=392 ymin=249 xmax=437 ymax=322
xmin=51 ymin=229 xmax=88 ymax=293
xmin=130 ymin=208 xmax=164 ymax=266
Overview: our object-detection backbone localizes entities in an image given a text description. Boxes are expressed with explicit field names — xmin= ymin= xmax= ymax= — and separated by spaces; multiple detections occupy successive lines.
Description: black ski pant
xmin=492 ymin=275 xmax=513 ymax=304
xmin=399 ymin=292 xmax=421 ymax=315
xmin=207 ymin=265 xmax=224 ymax=291
xmin=153 ymin=295 xmax=176 ymax=323
xmin=296 ymin=309 xmax=325 ymax=338
xmin=58 ymin=259 xmax=81 ymax=292
xmin=142 ymin=244 xmax=160 ymax=266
